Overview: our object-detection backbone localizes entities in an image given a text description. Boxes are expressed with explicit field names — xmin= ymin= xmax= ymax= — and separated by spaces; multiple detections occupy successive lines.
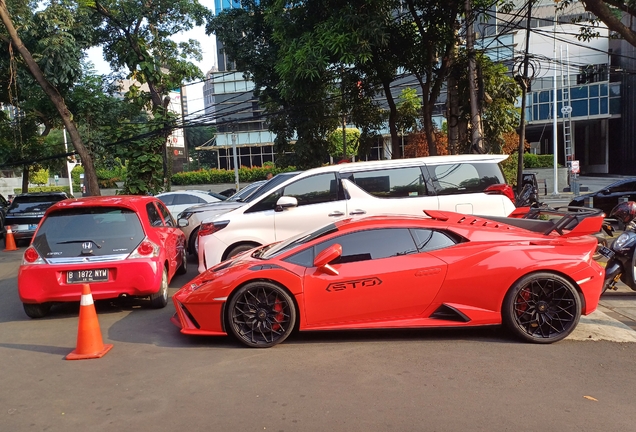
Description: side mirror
xmin=178 ymin=218 xmax=189 ymax=228
xmin=314 ymin=244 xmax=342 ymax=276
xmin=601 ymin=189 xmax=611 ymax=195
xmin=275 ymin=196 xmax=298 ymax=212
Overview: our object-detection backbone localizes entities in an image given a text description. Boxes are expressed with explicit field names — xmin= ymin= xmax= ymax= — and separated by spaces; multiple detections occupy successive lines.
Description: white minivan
xmin=195 ymin=154 xmax=516 ymax=272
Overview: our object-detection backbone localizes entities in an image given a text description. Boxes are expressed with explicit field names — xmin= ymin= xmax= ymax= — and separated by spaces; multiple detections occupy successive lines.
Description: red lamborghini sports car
xmin=171 ymin=207 xmax=606 ymax=347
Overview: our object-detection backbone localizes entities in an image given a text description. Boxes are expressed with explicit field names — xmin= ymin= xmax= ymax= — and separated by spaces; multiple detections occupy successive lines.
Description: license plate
xmin=598 ymin=246 xmax=614 ymax=259
xmin=67 ymin=269 xmax=109 ymax=284
xmin=28 ymin=224 xmax=38 ymax=230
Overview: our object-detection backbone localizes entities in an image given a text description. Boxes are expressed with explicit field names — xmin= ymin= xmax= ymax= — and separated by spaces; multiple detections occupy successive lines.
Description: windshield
xmin=32 ymin=207 xmax=145 ymax=258
xmin=260 ymin=222 xmax=339 ymax=259
xmin=232 ymin=172 xmax=301 ymax=203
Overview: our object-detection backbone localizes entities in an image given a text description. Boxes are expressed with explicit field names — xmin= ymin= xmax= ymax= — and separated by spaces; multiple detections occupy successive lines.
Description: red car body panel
xmin=172 ymin=212 xmax=604 ymax=339
xmin=18 ymin=195 xmax=186 ymax=304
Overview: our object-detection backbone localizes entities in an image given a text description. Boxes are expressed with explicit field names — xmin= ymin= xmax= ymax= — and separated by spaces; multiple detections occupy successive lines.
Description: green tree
xmin=84 ymin=0 xmax=212 ymax=194
xmin=449 ymin=50 xmax=520 ymax=154
xmin=327 ymin=128 xmax=360 ymax=160
xmin=0 ymin=0 xmax=102 ymax=195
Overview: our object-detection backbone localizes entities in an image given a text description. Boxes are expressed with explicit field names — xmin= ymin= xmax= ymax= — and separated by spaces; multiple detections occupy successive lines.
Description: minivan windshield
xmin=32 ymin=207 xmax=145 ymax=258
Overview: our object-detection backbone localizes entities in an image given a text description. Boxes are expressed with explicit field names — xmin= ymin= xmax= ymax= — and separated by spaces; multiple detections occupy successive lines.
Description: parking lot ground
xmin=3 ymin=247 xmax=636 ymax=431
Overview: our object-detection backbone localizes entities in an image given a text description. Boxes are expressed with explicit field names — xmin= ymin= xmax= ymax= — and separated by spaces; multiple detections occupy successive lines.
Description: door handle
xmin=328 ymin=211 xmax=345 ymax=217
xmin=349 ymin=209 xmax=366 ymax=215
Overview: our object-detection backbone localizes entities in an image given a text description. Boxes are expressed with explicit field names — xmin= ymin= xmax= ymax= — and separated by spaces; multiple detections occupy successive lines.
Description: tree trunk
xmin=0 ymin=0 xmax=101 ymax=196
xmin=382 ymin=80 xmax=401 ymax=159
xmin=21 ymin=166 xmax=28 ymax=193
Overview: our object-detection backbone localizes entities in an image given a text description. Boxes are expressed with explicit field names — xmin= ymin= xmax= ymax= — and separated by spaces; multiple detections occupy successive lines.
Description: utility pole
xmin=516 ymin=0 xmax=533 ymax=195
xmin=465 ymin=0 xmax=484 ymax=154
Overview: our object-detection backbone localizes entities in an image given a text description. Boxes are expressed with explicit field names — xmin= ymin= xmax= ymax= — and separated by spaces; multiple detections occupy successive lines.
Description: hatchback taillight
xmin=484 ymin=184 xmax=516 ymax=203
xmin=22 ymin=247 xmax=45 ymax=265
xmin=128 ymin=238 xmax=160 ymax=259
xmin=199 ymin=220 xmax=230 ymax=237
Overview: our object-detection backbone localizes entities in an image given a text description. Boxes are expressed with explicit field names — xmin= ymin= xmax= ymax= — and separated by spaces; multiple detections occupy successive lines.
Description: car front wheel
xmin=502 ymin=272 xmax=581 ymax=343
xmin=176 ymin=248 xmax=188 ymax=275
xmin=149 ymin=267 xmax=169 ymax=308
xmin=228 ymin=281 xmax=296 ymax=348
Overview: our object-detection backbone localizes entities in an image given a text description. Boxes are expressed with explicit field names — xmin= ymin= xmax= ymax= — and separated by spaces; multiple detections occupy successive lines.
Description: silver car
xmin=178 ymin=173 xmax=301 ymax=254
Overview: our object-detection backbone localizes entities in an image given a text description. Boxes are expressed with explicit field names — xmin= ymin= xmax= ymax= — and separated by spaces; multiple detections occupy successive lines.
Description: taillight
xmin=137 ymin=241 xmax=155 ymax=255
xmin=128 ymin=238 xmax=160 ymax=259
xmin=199 ymin=220 xmax=230 ymax=237
xmin=484 ymin=184 xmax=516 ymax=203
xmin=22 ymin=247 xmax=45 ymax=265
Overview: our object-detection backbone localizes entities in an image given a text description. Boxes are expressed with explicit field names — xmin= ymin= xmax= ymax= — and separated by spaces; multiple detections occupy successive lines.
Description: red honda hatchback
xmin=18 ymin=195 xmax=187 ymax=318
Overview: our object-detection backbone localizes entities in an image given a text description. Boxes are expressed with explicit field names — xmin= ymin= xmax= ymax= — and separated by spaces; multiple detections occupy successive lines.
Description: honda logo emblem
xmin=82 ymin=242 xmax=92 ymax=250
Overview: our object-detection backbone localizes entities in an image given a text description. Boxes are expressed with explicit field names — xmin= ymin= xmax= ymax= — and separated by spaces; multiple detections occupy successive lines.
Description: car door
xmin=301 ymin=228 xmax=448 ymax=327
xmin=339 ymin=166 xmax=439 ymax=218
xmin=272 ymin=173 xmax=348 ymax=241
xmin=155 ymin=201 xmax=183 ymax=276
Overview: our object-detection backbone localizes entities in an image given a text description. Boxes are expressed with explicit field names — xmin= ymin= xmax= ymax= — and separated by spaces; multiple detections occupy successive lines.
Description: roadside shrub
xmin=14 ymin=186 xmax=70 ymax=195
xmin=171 ymin=166 xmax=297 ymax=186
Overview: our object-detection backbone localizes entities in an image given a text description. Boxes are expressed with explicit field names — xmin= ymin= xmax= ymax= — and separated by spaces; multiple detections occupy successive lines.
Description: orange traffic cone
xmin=4 ymin=226 xmax=18 ymax=251
xmin=66 ymin=284 xmax=113 ymax=360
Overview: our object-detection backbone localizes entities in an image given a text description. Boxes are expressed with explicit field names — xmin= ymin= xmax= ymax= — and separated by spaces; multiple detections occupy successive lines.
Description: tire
xmin=176 ymin=248 xmax=188 ymax=275
xmin=149 ymin=267 xmax=169 ymax=309
xmin=226 ymin=243 xmax=258 ymax=260
xmin=23 ymin=302 xmax=52 ymax=319
xmin=188 ymin=227 xmax=199 ymax=256
xmin=502 ymin=272 xmax=581 ymax=344
xmin=593 ymin=238 xmax=608 ymax=261
xmin=227 ymin=281 xmax=296 ymax=348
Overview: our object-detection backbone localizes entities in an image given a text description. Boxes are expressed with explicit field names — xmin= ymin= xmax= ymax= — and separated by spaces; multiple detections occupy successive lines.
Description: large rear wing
xmin=503 ymin=205 xmax=605 ymax=236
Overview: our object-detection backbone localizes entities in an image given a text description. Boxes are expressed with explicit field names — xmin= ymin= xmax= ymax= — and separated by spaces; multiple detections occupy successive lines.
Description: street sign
xmin=571 ymin=160 xmax=580 ymax=174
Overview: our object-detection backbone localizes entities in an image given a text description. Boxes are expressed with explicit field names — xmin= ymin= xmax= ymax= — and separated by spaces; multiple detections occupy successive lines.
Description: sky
xmin=86 ymin=0 xmax=217 ymax=114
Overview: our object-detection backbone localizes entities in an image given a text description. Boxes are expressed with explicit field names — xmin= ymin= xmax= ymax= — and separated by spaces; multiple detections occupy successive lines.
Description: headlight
xmin=613 ymin=232 xmax=633 ymax=251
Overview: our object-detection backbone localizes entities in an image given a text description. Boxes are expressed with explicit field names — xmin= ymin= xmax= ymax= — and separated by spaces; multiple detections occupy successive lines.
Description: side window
xmin=410 ymin=229 xmax=457 ymax=252
xmin=282 ymin=173 xmax=340 ymax=207
xmin=246 ymin=173 xmax=340 ymax=213
xmin=349 ymin=167 xmax=428 ymax=198
xmin=158 ymin=195 xmax=174 ymax=206
xmin=429 ymin=162 xmax=506 ymax=196
xmin=173 ymin=194 xmax=204 ymax=205
xmin=284 ymin=248 xmax=314 ymax=267
xmin=611 ymin=181 xmax=636 ymax=193
xmin=146 ymin=203 xmax=163 ymax=227
xmin=314 ymin=228 xmax=417 ymax=264
xmin=156 ymin=202 xmax=175 ymax=227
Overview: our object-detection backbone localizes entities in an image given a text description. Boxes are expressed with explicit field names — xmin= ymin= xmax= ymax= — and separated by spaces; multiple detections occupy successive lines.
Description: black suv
xmin=4 ymin=192 xmax=69 ymax=246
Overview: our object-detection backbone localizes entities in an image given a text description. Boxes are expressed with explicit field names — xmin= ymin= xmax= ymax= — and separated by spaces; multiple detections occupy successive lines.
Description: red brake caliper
xmin=272 ymin=298 xmax=283 ymax=331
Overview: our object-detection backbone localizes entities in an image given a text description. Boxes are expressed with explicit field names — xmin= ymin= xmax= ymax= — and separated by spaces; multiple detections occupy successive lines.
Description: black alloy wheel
xmin=503 ymin=272 xmax=581 ymax=343
xmin=228 ymin=281 xmax=296 ymax=348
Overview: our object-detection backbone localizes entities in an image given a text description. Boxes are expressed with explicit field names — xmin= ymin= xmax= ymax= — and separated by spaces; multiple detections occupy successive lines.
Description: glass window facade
xmin=527 ymin=80 xmax=620 ymax=122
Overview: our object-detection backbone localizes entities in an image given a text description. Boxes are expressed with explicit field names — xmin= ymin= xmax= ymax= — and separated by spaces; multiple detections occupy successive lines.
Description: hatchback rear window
xmin=32 ymin=207 xmax=145 ymax=258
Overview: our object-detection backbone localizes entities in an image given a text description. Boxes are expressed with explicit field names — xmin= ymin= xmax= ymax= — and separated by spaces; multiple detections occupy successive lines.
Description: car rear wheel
xmin=226 ymin=243 xmax=258 ymax=260
xmin=188 ymin=227 xmax=199 ymax=255
xmin=176 ymin=248 xmax=188 ymax=275
xmin=228 ymin=281 xmax=296 ymax=348
xmin=23 ymin=302 xmax=52 ymax=319
xmin=502 ymin=272 xmax=581 ymax=343
xmin=149 ymin=267 xmax=169 ymax=308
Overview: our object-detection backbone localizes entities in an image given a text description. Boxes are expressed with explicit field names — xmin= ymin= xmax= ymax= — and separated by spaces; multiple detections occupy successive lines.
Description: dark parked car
xmin=0 ymin=194 xmax=9 ymax=238
xmin=568 ymin=178 xmax=636 ymax=216
xmin=3 ymin=192 xmax=69 ymax=246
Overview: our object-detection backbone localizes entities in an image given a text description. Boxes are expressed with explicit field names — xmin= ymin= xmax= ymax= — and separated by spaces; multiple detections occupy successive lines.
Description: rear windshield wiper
xmin=56 ymin=240 xmax=102 ymax=248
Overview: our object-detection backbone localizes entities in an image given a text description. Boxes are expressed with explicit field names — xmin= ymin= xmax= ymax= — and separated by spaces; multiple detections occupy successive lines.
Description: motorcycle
xmin=601 ymin=201 xmax=636 ymax=293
